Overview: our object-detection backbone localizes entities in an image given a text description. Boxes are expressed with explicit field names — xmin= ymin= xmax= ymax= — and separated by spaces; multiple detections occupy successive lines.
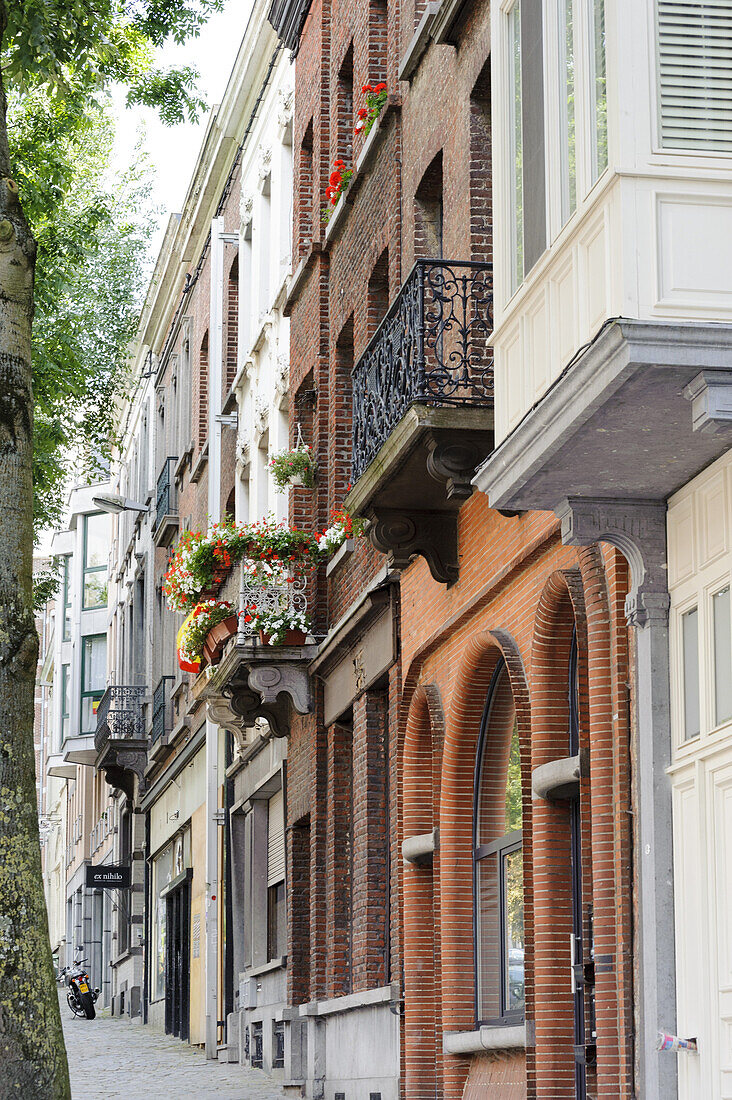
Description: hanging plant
xmin=355 ymin=81 xmax=387 ymax=138
xmin=269 ymin=442 xmax=316 ymax=491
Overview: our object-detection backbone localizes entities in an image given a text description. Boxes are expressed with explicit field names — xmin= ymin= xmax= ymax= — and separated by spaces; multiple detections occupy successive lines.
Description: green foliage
xmin=505 ymin=722 xmax=523 ymax=833
xmin=3 ymin=0 xmax=223 ymax=125
xmin=7 ymin=87 xmax=155 ymax=533
xmin=32 ymin=556 xmax=61 ymax=611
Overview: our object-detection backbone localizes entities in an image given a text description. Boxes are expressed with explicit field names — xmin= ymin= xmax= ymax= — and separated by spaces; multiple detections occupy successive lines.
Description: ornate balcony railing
xmin=95 ymin=686 xmax=147 ymax=754
xmin=238 ymin=563 xmax=309 ymax=639
xmin=155 ymin=456 xmax=178 ymax=528
xmin=152 ymin=676 xmax=175 ymax=744
xmin=351 ymin=259 xmax=493 ymax=482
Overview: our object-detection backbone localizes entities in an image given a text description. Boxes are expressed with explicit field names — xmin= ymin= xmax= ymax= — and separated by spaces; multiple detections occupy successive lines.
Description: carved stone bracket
xmin=425 ymin=433 xmax=484 ymax=500
xmin=367 ymin=507 xmax=458 ymax=585
xmin=247 ymin=663 xmax=312 ymax=715
xmin=100 ymin=748 xmax=148 ymax=801
xmin=556 ymin=497 xmax=670 ymax=626
xmin=684 ymin=369 xmax=732 ymax=435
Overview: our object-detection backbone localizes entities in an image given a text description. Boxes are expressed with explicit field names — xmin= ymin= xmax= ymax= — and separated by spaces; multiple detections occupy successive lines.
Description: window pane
xmin=505 ymin=724 xmax=523 ymax=833
xmin=82 ymin=635 xmax=106 ymax=693
xmin=84 ymin=513 xmax=110 ymax=569
xmin=62 ymin=557 xmax=72 ymax=640
xmin=504 ymin=846 xmax=525 ymax=1015
xmin=510 ymin=2 xmax=524 ymax=291
xmin=713 ymin=585 xmax=732 ymax=726
xmin=81 ymin=694 xmax=102 ymax=733
xmin=559 ymin=0 xmax=577 ymax=222
xmin=682 ymin=607 xmax=700 ymax=739
xmin=477 ymin=666 xmax=518 ymax=845
xmin=476 ymin=851 xmax=500 ymax=1021
xmin=83 ymin=574 xmax=107 ymax=610
xmin=590 ymin=0 xmax=608 ymax=179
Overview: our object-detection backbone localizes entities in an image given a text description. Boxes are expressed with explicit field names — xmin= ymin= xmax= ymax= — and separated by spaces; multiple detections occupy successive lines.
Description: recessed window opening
xmin=474 ymin=658 xmax=524 ymax=1025
xmin=415 ymin=152 xmax=444 ymax=259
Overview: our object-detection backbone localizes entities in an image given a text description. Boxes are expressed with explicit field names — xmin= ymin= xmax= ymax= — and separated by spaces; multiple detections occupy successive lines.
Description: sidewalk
xmin=60 ymin=995 xmax=290 ymax=1100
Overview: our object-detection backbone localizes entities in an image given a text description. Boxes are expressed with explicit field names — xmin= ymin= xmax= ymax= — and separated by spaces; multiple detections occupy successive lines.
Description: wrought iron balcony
xmin=95 ymin=685 xmax=149 ymax=799
xmin=348 ymin=259 xmax=495 ymax=584
xmin=152 ymin=675 xmax=175 ymax=744
xmin=153 ymin=456 xmax=178 ymax=546
xmin=191 ymin=561 xmax=318 ymax=752
xmin=352 ymin=260 xmax=493 ymax=481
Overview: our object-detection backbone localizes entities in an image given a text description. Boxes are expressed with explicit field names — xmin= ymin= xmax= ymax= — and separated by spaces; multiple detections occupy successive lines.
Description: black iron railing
xmin=351 ymin=259 xmax=493 ymax=481
xmin=95 ymin=686 xmax=147 ymax=754
xmin=155 ymin=457 xmax=178 ymax=529
xmin=152 ymin=676 xmax=174 ymax=744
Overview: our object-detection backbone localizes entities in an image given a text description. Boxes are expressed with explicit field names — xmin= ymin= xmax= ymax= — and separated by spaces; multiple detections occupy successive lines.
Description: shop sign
xmin=85 ymin=863 xmax=131 ymax=889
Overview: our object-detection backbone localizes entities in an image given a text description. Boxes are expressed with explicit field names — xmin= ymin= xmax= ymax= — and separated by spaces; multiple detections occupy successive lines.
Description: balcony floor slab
xmin=475 ymin=319 xmax=732 ymax=513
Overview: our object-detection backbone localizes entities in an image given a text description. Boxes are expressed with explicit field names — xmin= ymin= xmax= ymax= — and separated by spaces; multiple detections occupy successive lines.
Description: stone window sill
xmin=246 ymin=956 xmax=287 ymax=979
xmin=443 ymin=1024 xmax=526 ymax=1055
xmin=325 ymin=539 xmax=355 ymax=577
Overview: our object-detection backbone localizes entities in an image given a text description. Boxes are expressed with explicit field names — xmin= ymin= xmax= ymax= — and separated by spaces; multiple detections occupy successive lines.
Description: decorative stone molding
xmin=425 ymin=433 xmax=485 ymax=500
xmin=254 ymin=395 xmax=269 ymax=438
xmin=238 ymin=438 xmax=251 ymax=468
xmin=556 ymin=497 xmax=670 ymax=627
xmin=277 ymin=88 xmax=294 ymax=134
xmin=257 ymin=145 xmax=272 ymax=191
xmin=101 ymin=751 xmax=148 ymax=802
xmin=684 ymin=369 xmax=732 ymax=435
xmin=367 ymin=507 xmax=458 ymax=585
xmin=274 ymin=353 xmax=289 ymax=400
xmin=240 ymin=190 xmax=254 ymax=223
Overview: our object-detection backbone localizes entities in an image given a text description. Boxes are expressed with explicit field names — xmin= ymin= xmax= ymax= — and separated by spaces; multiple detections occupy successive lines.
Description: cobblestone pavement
xmin=60 ymin=995 xmax=290 ymax=1100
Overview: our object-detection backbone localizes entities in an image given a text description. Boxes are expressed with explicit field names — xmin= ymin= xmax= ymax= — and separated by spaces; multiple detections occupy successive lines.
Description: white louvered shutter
xmin=267 ymin=788 xmax=285 ymax=887
xmin=658 ymin=1 xmax=732 ymax=152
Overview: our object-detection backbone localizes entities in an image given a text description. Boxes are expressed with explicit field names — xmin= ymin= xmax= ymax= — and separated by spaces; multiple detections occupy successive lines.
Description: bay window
xmin=82 ymin=512 xmax=110 ymax=610
xmin=474 ymin=659 xmax=524 ymax=1024
xmin=80 ymin=634 xmax=106 ymax=733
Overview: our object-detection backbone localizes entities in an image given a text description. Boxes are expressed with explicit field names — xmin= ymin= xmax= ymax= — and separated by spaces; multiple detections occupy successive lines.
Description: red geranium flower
xmin=362 ymin=84 xmax=372 ymax=93
xmin=329 ymin=170 xmax=341 ymax=186
xmin=357 ymin=107 xmax=368 ymax=119
xmin=374 ymin=82 xmax=386 ymax=93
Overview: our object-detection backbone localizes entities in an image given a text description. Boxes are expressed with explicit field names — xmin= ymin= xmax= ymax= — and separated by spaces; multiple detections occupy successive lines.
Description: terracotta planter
xmin=259 ymin=628 xmax=308 ymax=647
xmin=202 ymin=614 xmax=239 ymax=665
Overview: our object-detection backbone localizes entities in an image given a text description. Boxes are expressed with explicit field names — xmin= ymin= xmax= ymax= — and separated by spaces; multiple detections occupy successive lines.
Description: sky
xmin=112 ymin=0 xmax=256 ymax=255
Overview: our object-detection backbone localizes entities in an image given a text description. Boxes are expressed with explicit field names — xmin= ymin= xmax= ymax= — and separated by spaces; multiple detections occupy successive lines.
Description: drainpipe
xmin=204 ymin=215 xmax=225 ymax=1060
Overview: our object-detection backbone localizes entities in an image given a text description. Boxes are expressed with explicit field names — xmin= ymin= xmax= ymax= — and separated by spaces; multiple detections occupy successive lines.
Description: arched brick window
xmin=474 ymin=658 xmax=524 ymax=1025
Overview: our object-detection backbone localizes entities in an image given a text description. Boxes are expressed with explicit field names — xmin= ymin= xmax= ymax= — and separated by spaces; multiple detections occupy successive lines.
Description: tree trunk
xmin=0 ymin=18 xmax=71 ymax=1096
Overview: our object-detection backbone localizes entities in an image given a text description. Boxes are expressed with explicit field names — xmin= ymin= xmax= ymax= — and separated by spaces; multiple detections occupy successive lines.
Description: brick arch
xmin=530 ymin=568 xmax=588 ymax=1099
xmin=403 ymin=683 xmax=445 ymax=1100
xmin=439 ymin=629 xmax=531 ymax=1100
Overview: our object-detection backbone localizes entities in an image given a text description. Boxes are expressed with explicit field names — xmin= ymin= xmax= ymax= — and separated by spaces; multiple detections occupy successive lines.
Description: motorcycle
xmin=58 ymin=953 xmax=99 ymax=1020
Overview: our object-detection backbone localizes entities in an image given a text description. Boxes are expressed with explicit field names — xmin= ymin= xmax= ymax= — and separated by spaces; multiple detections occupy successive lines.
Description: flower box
xmin=259 ymin=628 xmax=308 ymax=647
xmin=202 ymin=614 xmax=239 ymax=665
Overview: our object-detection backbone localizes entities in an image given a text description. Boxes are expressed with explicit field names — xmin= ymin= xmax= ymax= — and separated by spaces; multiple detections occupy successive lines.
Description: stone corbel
xmin=247 ymin=663 xmax=312 ymax=717
xmin=367 ymin=507 xmax=458 ymax=585
xmin=425 ymin=434 xmax=483 ymax=500
xmin=101 ymin=751 xmax=148 ymax=801
xmin=205 ymin=695 xmax=253 ymax=757
xmin=684 ymin=369 xmax=732 ymax=435
xmin=556 ymin=497 xmax=670 ymax=626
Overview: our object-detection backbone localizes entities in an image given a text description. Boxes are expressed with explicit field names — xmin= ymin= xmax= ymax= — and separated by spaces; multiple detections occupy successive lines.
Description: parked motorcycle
xmin=58 ymin=954 xmax=99 ymax=1020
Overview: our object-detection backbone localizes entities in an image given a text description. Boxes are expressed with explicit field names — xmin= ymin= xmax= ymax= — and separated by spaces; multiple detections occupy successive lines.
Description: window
xmin=558 ymin=0 xmax=577 ymax=222
xmin=61 ymin=664 xmax=71 ymax=741
xmin=713 ymin=585 xmax=732 ymax=727
xmin=82 ymin=513 xmax=109 ymax=610
xmin=61 ymin=556 xmax=72 ymax=640
xmin=682 ymin=606 xmax=700 ymax=739
xmin=474 ymin=660 xmax=524 ymax=1024
xmin=509 ymin=2 xmax=524 ymax=290
xmin=589 ymin=0 xmax=607 ymax=179
xmin=267 ymin=788 xmax=286 ymax=960
xmin=658 ymin=0 xmax=732 ymax=154
xmin=80 ymin=634 xmax=106 ymax=733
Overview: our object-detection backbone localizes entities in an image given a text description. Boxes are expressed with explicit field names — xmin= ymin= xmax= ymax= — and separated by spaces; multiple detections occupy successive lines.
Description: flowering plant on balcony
xmin=316 ymin=507 xmax=366 ymax=554
xmin=250 ymin=606 xmax=312 ymax=647
xmin=321 ymin=159 xmax=353 ymax=224
xmin=163 ymin=520 xmax=251 ymax=612
xmin=246 ymin=516 xmax=321 ymax=566
xmin=355 ymin=82 xmax=387 ymax=138
xmin=177 ymin=600 xmax=235 ymax=670
xmin=269 ymin=444 xmax=316 ymax=490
